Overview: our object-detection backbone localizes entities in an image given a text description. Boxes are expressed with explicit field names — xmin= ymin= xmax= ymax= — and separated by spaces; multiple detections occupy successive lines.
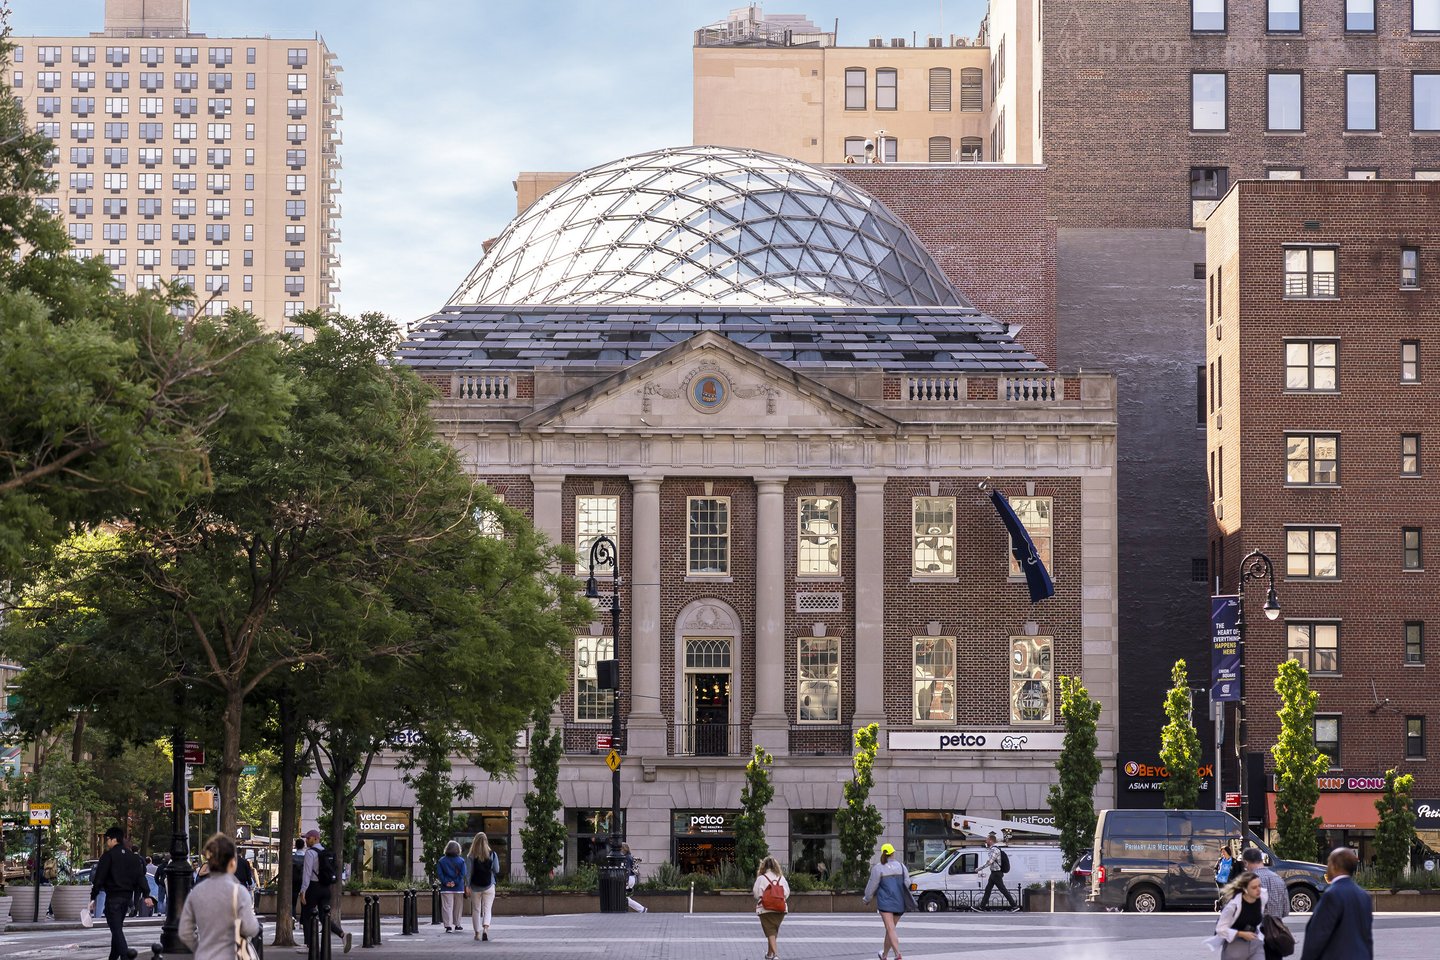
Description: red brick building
xmin=305 ymin=146 xmax=1119 ymax=883
xmin=1207 ymin=179 xmax=1440 ymax=857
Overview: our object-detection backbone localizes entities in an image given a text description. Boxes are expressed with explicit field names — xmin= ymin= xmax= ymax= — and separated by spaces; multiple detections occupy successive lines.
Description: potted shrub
xmin=7 ymin=878 xmax=51 ymax=924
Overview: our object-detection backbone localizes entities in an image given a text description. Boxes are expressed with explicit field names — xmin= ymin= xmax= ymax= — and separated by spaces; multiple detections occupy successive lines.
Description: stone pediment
xmin=519 ymin=332 xmax=898 ymax=434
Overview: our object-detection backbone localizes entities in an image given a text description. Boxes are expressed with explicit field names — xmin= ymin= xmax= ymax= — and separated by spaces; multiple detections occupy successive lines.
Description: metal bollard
xmin=371 ymin=894 xmax=382 ymax=946
xmin=305 ymin=909 xmax=319 ymax=960
xmin=431 ymin=883 xmax=441 ymax=925
xmin=400 ymin=889 xmax=415 ymax=936
xmin=360 ymin=896 xmax=373 ymax=949
xmin=319 ymin=902 xmax=333 ymax=960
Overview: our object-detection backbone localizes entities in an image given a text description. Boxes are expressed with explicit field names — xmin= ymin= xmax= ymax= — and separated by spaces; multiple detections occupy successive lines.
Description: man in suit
xmin=1299 ymin=847 xmax=1373 ymax=960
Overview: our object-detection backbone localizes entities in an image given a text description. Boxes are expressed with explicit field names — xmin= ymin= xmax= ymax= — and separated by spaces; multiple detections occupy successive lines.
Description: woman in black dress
xmin=1214 ymin=870 xmax=1267 ymax=960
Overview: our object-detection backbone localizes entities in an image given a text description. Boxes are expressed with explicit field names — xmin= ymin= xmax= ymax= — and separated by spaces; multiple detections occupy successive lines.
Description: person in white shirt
xmin=751 ymin=856 xmax=790 ymax=960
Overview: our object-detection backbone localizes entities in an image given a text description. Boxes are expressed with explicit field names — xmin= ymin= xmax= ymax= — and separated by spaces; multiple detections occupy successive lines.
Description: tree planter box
xmin=1369 ymin=891 xmax=1440 ymax=912
xmin=51 ymin=885 xmax=91 ymax=921
xmin=256 ymin=888 xmax=883 ymax=918
xmin=0 ymin=894 xmax=13 ymax=930
xmin=1022 ymin=886 xmax=1086 ymax=913
xmin=9 ymin=887 xmax=52 ymax=924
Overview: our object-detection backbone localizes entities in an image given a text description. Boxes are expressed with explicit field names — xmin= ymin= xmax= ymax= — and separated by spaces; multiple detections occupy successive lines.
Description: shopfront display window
xmin=450 ymin=808 xmax=512 ymax=881
xmin=671 ymin=810 xmax=739 ymax=874
xmin=355 ymin=808 xmax=412 ymax=883
xmin=789 ymin=811 xmax=839 ymax=880
xmin=567 ymin=808 xmax=626 ymax=872
xmin=903 ymin=810 xmax=968 ymax=870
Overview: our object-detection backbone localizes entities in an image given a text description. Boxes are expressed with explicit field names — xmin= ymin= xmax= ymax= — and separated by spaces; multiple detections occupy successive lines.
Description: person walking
xmin=1298 ymin=848 xmax=1373 ymax=960
xmin=466 ymin=832 xmax=500 ymax=941
xmin=978 ymin=832 xmax=1017 ymax=911
xmin=299 ymin=829 xmax=352 ymax=953
xmin=1216 ymin=843 xmax=1237 ymax=893
xmin=89 ymin=827 xmax=156 ymax=960
xmin=436 ymin=841 xmax=467 ymax=932
xmin=1240 ymin=847 xmax=1291 ymax=960
xmin=177 ymin=834 xmax=260 ymax=960
xmin=289 ymin=838 xmax=305 ymax=930
xmin=861 ymin=842 xmax=911 ymax=960
xmin=752 ymin=855 xmax=790 ymax=960
xmin=620 ymin=843 xmax=646 ymax=913
xmin=1209 ymin=870 xmax=1268 ymax=959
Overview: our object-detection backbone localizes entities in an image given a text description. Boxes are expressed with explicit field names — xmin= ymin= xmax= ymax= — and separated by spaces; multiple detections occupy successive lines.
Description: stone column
xmin=752 ymin=478 xmax=789 ymax=756
xmin=626 ymin=477 xmax=666 ymax=755
xmin=531 ymin=476 xmax=565 ymax=553
xmin=852 ymin=478 xmax=887 ymax=735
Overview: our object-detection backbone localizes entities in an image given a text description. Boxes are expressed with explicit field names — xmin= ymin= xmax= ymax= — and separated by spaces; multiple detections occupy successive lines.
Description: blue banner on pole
xmin=1211 ymin=595 xmax=1241 ymax=702
xmin=989 ymin=490 xmax=1055 ymax=603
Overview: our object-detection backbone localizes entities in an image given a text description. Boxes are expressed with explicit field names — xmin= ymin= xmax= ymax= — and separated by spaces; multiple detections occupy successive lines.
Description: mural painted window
xmin=577 ymin=494 xmax=618 ymax=574
xmin=575 ymin=636 xmax=614 ymax=722
xmin=1007 ymin=496 xmax=1053 ymax=577
xmin=1010 ymin=635 xmax=1053 ymax=724
xmin=912 ymin=636 xmax=956 ymax=722
xmin=912 ymin=497 xmax=955 ymax=576
xmin=797 ymin=637 xmax=840 ymax=723
xmin=798 ymin=496 xmax=841 ymax=576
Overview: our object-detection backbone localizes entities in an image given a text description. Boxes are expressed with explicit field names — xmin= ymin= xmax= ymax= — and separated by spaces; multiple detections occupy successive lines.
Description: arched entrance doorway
xmin=673 ymin=599 xmax=743 ymax=758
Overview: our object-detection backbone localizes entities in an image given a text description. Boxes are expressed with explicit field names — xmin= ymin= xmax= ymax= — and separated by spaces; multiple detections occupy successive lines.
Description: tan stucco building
xmin=6 ymin=0 xmax=341 ymax=331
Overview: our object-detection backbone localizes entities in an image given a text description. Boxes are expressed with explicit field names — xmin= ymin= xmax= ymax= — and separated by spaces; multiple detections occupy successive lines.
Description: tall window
xmin=798 ymin=496 xmax=841 ymax=576
xmin=687 ymin=496 xmax=730 ymax=575
xmin=1418 ymin=0 xmax=1440 ymax=31
xmin=1010 ymin=635 xmax=1053 ymax=724
xmin=1402 ymin=247 xmax=1421 ymax=288
xmin=1286 ymin=527 xmax=1339 ymax=579
xmin=845 ymin=68 xmax=866 ymax=110
xmin=1347 ymin=0 xmax=1376 ymax=31
xmin=1192 ymin=73 xmax=1227 ymax=130
xmin=1404 ymin=527 xmax=1424 ymax=569
xmin=912 ymin=636 xmax=955 ymax=722
xmin=1314 ymin=716 xmax=1341 ymax=767
xmin=574 ymin=636 xmax=614 ymax=721
xmin=474 ymin=495 xmax=505 ymax=538
xmin=1406 ymin=622 xmax=1425 ymax=663
xmin=797 ymin=637 xmax=840 ymax=723
xmin=1286 ymin=433 xmax=1339 ymax=485
xmin=959 ymin=67 xmax=982 ymax=111
xmin=1193 ymin=0 xmax=1226 ymax=31
xmin=1402 ymin=434 xmax=1421 ymax=476
xmin=912 ymin=497 xmax=956 ymax=576
xmin=1268 ymin=72 xmax=1303 ymax=131
xmin=1416 ymin=73 xmax=1440 ymax=130
xmin=929 ymin=67 xmax=952 ymax=111
xmin=1008 ymin=497 xmax=1054 ymax=577
xmin=876 ymin=68 xmax=897 ymax=110
xmin=1269 ymin=0 xmax=1301 ymax=31
xmin=928 ymin=136 xmax=953 ymax=162
xmin=959 ymin=137 xmax=983 ymax=161
xmin=1406 ymin=717 xmax=1426 ymax=759
xmin=1287 ymin=622 xmax=1339 ymax=674
xmin=1345 ymin=72 xmax=1377 ymax=131
xmin=1284 ymin=247 xmax=1337 ymax=298
xmin=576 ymin=494 xmax=618 ymax=575
xmin=1402 ymin=340 xmax=1421 ymax=381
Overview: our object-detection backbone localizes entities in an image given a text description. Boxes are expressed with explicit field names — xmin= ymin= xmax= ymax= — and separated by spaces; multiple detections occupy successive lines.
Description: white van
xmin=908 ymin=844 xmax=1068 ymax=912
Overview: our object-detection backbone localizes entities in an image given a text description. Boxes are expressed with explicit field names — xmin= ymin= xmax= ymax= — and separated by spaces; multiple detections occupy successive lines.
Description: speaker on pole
xmin=597 ymin=659 xmax=619 ymax=690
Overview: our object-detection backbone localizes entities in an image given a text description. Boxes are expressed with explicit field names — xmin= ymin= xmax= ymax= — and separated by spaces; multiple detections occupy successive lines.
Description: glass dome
xmin=449 ymin=146 xmax=967 ymax=308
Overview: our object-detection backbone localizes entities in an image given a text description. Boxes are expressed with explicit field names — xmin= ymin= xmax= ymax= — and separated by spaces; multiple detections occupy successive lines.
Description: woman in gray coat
xmin=179 ymin=834 xmax=260 ymax=960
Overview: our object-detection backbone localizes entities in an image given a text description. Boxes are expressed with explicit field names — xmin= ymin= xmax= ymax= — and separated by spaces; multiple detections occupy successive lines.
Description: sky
xmin=15 ymin=0 xmax=990 ymax=323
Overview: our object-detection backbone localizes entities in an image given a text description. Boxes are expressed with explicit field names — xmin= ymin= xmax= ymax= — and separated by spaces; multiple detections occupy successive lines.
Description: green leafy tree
xmin=1159 ymin=660 xmax=1203 ymax=809
xmin=1271 ymin=659 xmax=1327 ymax=862
xmin=519 ymin=713 xmax=565 ymax=889
xmin=1049 ymin=675 xmax=1102 ymax=869
xmin=1374 ymin=769 xmax=1416 ymax=889
xmin=835 ymin=723 xmax=884 ymax=888
xmin=734 ymin=745 xmax=774 ymax=874
xmin=402 ymin=725 xmax=474 ymax=883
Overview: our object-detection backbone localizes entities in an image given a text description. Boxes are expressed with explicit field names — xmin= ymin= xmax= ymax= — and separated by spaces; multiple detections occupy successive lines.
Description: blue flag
xmin=990 ymin=490 xmax=1055 ymax=603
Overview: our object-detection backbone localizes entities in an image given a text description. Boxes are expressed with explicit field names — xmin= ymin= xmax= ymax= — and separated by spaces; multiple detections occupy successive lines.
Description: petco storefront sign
xmin=888 ymin=730 xmax=1066 ymax=752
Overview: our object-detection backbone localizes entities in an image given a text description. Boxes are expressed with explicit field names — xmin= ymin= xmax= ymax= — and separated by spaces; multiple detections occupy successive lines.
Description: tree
xmin=835 ymin=723 xmax=883 ymax=888
xmin=1049 ymin=675 xmax=1102 ymax=870
xmin=519 ymin=713 xmax=565 ymax=889
xmin=734 ymin=745 xmax=774 ymax=874
xmin=402 ymin=724 xmax=473 ymax=884
xmin=1159 ymin=659 xmax=1203 ymax=809
xmin=1374 ymin=768 xmax=1416 ymax=889
xmin=1270 ymin=659 xmax=1327 ymax=863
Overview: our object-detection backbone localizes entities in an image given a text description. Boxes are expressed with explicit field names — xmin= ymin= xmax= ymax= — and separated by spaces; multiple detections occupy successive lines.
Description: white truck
xmin=907 ymin=815 xmax=1070 ymax=913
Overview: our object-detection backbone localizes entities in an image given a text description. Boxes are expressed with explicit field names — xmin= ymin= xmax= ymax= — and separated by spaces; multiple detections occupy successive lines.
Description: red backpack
xmin=760 ymin=877 xmax=787 ymax=913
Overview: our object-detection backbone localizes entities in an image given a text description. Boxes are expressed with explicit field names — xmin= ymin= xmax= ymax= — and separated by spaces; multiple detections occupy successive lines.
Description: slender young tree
xmin=519 ymin=713 xmax=565 ymax=889
xmin=1049 ymin=675 xmax=1103 ymax=870
xmin=1270 ymin=659 xmax=1327 ymax=863
xmin=734 ymin=745 xmax=775 ymax=874
xmin=1373 ymin=769 xmax=1416 ymax=889
xmin=835 ymin=723 xmax=884 ymax=888
xmin=1159 ymin=659 xmax=1203 ymax=809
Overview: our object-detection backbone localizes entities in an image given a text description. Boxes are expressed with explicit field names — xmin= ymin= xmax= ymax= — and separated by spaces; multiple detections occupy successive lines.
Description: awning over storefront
xmin=1266 ymin=792 xmax=1380 ymax=830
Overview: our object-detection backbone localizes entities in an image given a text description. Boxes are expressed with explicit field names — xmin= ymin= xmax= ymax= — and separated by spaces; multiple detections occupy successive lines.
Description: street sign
xmin=596 ymin=734 xmax=612 ymax=751
xmin=605 ymin=749 xmax=622 ymax=772
xmin=162 ymin=792 xmax=174 ymax=810
xmin=183 ymin=741 xmax=205 ymax=766
xmin=191 ymin=789 xmax=215 ymax=812
xmin=1225 ymin=791 xmax=1242 ymax=807
xmin=242 ymin=764 xmax=259 ymax=776
xmin=27 ymin=803 xmax=51 ymax=825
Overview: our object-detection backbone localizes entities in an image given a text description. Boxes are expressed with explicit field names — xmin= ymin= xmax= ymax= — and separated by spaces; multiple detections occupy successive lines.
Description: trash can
xmin=598 ymin=859 xmax=628 ymax=914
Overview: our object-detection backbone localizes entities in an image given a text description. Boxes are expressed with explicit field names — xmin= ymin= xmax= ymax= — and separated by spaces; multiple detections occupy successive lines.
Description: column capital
xmin=628 ymin=476 xmax=662 ymax=492
xmin=852 ymin=476 xmax=888 ymax=493
xmin=532 ymin=475 xmax=566 ymax=492
xmin=755 ymin=478 xmax=788 ymax=495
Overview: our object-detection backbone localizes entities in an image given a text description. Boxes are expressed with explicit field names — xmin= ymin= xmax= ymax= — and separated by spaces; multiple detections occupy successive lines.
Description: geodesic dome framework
xmin=449 ymin=145 xmax=968 ymax=309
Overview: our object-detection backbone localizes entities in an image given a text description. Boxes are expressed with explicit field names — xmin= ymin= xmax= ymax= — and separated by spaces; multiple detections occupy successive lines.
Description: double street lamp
xmin=584 ymin=534 xmax=625 ymax=913
xmin=1235 ymin=549 xmax=1281 ymax=840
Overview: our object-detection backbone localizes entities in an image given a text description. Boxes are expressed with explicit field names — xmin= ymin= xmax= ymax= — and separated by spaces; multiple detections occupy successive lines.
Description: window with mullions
xmin=576 ymin=494 xmax=618 ymax=575
xmin=1287 ymin=622 xmax=1339 ymax=674
xmin=1284 ymin=247 xmax=1337 ymax=298
xmin=687 ymin=496 xmax=730 ymax=575
xmin=1286 ymin=433 xmax=1339 ymax=485
xmin=876 ymin=68 xmax=897 ymax=110
xmin=1406 ymin=717 xmax=1426 ymax=759
xmin=797 ymin=636 xmax=840 ymax=723
xmin=912 ymin=497 xmax=956 ymax=577
xmin=912 ymin=636 xmax=956 ymax=722
xmin=567 ymin=809 xmax=624 ymax=871
xmin=1314 ymin=716 xmax=1340 ymax=767
xmin=1347 ymin=0 xmax=1376 ymax=31
xmin=1269 ymin=0 xmax=1301 ymax=31
xmin=1406 ymin=622 xmax=1425 ymax=663
xmin=1193 ymin=0 xmax=1225 ymax=31
xmin=1402 ymin=247 xmax=1421 ymax=289
xmin=845 ymin=68 xmax=866 ymax=110
xmin=473 ymin=493 xmax=505 ymax=539
xmin=1010 ymin=635 xmax=1053 ymax=724
xmin=1404 ymin=527 xmax=1424 ymax=569
xmin=1286 ymin=527 xmax=1339 ymax=579
xmin=1402 ymin=434 xmax=1421 ymax=476
xmin=574 ymin=636 xmax=614 ymax=721
xmin=798 ymin=496 xmax=841 ymax=576
xmin=1402 ymin=340 xmax=1421 ymax=382
xmin=1007 ymin=497 xmax=1053 ymax=577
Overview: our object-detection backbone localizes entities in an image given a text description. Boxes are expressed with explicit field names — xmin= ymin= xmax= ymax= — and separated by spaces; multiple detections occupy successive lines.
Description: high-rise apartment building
xmin=5 ymin=0 xmax=341 ymax=330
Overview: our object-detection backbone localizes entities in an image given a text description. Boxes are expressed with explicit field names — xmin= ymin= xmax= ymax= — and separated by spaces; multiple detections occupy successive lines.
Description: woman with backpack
xmin=466 ymin=832 xmax=500 ymax=941
xmin=751 ymin=855 xmax=790 ymax=960
xmin=862 ymin=843 xmax=912 ymax=960
xmin=436 ymin=841 xmax=467 ymax=932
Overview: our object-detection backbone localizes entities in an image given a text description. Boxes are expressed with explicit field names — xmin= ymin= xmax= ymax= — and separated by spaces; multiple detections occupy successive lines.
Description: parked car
xmin=1088 ymin=808 xmax=1326 ymax=914
xmin=909 ymin=844 xmax=1068 ymax=912
xmin=1068 ymin=850 xmax=1093 ymax=888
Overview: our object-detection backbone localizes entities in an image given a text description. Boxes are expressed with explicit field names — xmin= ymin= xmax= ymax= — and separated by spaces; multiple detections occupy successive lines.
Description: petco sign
xmin=888 ymin=730 xmax=1066 ymax=752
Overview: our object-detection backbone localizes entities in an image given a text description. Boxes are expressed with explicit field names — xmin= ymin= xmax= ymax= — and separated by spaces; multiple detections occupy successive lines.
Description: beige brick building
xmin=6 ymin=0 xmax=341 ymax=331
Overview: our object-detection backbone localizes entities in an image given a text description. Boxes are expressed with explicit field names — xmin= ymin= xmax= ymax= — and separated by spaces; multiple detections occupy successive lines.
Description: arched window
xmin=928 ymin=136 xmax=953 ymax=162
xmin=960 ymin=137 xmax=983 ymax=161
xmin=928 ymin=67 xmax=952 ymax=111
xmin=960 ymin=67 xmax=983 ymax=111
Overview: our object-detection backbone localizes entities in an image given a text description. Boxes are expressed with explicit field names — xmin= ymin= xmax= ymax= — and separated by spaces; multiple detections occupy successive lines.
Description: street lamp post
xmin=154 ymin=682 xmax=193 ymax=956
xmin=584 ymin=534 xmax=624 ymax=913
xmin=1235 ymin=549 xmax=1280 ymax=841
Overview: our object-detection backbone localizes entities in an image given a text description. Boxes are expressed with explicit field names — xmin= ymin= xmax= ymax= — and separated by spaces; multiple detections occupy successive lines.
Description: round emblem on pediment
xmin=688 ymin=371 xmax=730 ymax=413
